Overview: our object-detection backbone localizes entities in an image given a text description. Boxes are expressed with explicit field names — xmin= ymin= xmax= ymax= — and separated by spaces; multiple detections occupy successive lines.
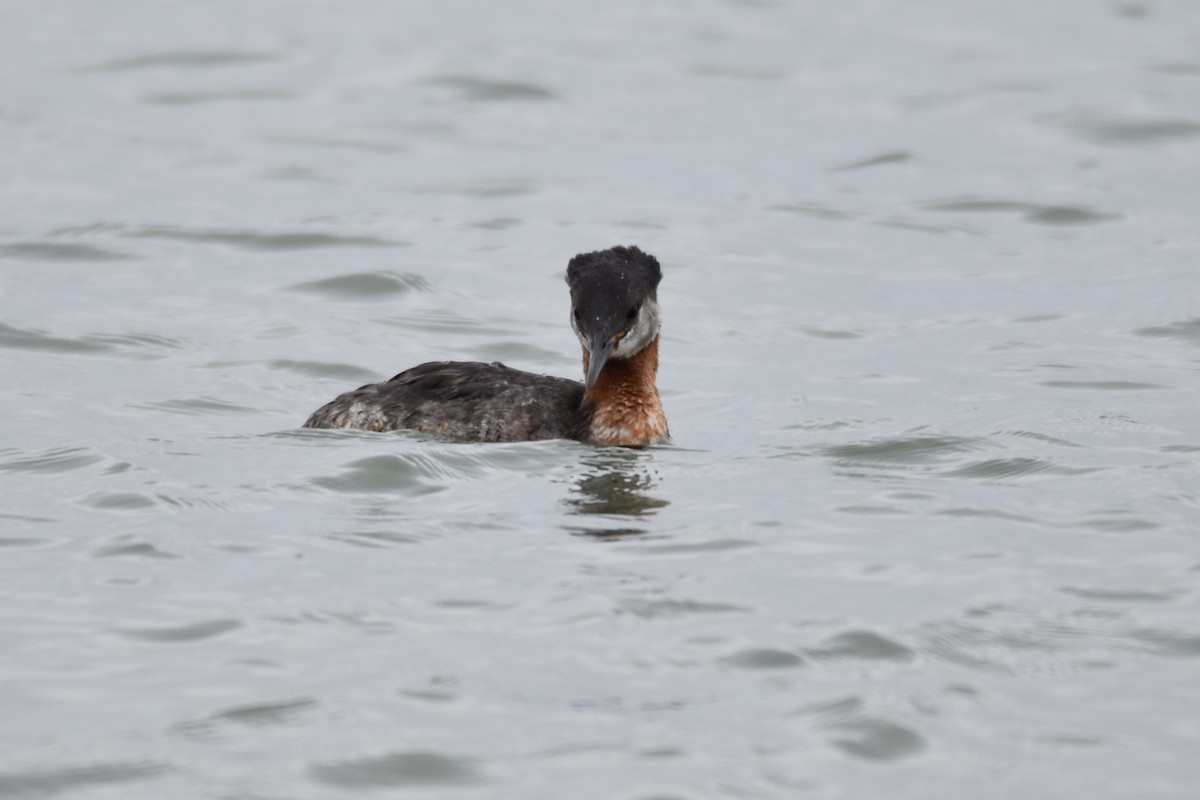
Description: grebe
xmin=302 ymin=245 xmax=669 ymax=447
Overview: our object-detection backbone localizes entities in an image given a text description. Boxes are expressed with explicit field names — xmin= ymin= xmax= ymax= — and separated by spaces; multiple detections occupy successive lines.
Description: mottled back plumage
xmin=304 ymin=361 xmax=588 ymax=441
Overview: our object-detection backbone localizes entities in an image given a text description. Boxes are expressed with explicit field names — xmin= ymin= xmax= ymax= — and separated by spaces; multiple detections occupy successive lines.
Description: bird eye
xmin=573 ymin=309 xmax=581 ymax=321
xmin=626 ymin=304 xmax=640 ymax=321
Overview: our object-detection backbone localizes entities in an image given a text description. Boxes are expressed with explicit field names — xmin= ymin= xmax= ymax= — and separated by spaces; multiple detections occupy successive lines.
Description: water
xmin=2 ymin=1 xmax=1200 ymax=797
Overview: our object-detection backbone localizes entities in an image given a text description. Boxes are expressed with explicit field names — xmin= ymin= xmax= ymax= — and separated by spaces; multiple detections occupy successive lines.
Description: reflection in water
xmin=563 ymin=449 xmax=669 ymax=538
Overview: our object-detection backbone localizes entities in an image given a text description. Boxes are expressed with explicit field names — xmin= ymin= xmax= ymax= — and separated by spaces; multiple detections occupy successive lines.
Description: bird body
xmin=303 ymin=245 xmax=669 ymax=447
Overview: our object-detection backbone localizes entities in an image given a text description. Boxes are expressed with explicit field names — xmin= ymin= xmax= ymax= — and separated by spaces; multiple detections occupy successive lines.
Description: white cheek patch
xmin=612 ymin=298 xmax=660 ymax=358
xmin=571 ymin=298 xmax=661 ymax=358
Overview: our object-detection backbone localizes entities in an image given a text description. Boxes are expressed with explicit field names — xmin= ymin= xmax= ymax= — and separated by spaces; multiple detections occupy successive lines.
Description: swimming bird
xmin=303 ymin=245 xmax=669 ymax=446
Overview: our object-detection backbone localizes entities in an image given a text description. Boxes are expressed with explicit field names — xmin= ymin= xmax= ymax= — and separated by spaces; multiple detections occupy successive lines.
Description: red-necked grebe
xmin=302 ymin=245 xmax=669 ymax=446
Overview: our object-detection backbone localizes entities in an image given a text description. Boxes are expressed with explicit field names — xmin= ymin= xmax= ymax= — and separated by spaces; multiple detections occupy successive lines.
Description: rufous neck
xmin=582 ymin=335 xmax=668 ymax=446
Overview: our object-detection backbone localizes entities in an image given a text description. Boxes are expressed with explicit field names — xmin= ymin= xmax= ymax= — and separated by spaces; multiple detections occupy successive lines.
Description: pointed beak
xmin=585 ymin=330 xmax=623 ymax=391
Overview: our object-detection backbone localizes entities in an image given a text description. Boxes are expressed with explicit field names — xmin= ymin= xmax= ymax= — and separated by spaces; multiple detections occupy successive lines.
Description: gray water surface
xmin=3 ymin=1 xmax=1200 ymax=798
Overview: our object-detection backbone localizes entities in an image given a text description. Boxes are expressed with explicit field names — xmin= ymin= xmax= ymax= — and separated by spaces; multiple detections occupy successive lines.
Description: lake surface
xmin=2 ymin=1 xmax=1199 ymax=797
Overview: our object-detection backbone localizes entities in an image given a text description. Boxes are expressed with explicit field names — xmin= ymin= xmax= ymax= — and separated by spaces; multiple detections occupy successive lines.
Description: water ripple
xmin=310 ymin=454 xmax=449 ymax=496
xmin=0 ymin=242 xmax=136 ymax=262
xmin=1131 ymin=628 xmax=1200 ymax=657
xmin=767 ymin=202 xmax=853 ymax=221
xmin=822 ymin=435 xmax=983 ymax=467
xmin=92 ymin=540 xmax=179 ymax=560
xmin=324 ymin=529 xmax=423 ymax=548
xmin=268 ymin=359 xmax=381 ymax=383
xmin=115 ymin=619 xmax=243 ymax=643
xmin=265 ymin=134 xmax=407 ymax=154
xmin=995 ymin=429 xmax=1082 ymax=448
xmin=1039 ymin=380 xmax=1167 ymax=390
xmin=1059 ymin=586 xmax=1179 ymax=603
xmin=832 ymin=151 xmax=913 ymax=171
xmin=81 ymin=50 xmax=282 ymax=72
xmin=380 ymin=309 xmax=514 ymax=335
xmin=402 ymin=179 xmax=535 ymax=198
xmin=87 ymin=332 xmax=184 ymax=356
xmin=1150 ymin=62 xmax=1200 ymax=75
xmin=0 ymin=447 xmax=107 ymax=474
xmin=767 ymin=202 xmax=981 ymax=235
xmin=142 ymin=90 xmax=296 ymax=105
xmin=616 ymin=598 xmax=750 ymax=619
xmin=125 ymin=226 xmax=404 ymax=251
xmin=689 ymin=63 xmax=789 ymax=81
xmin=287 ymin=271 xmax=429 ymax=301
xmin=1136 ymin=318 xmax=1200 ymax=346
xmin=915 ymin=604 xmax=1197 ymax=676
xmin=942 ymin=457 xmax=1097 ymax=479
xmin=718 ymin=647 xmax=805 ymax=670
xmin=311 ymin=751 xmax=484 ymax=788
xmin=1054 ymin=111 xmax=1200 ymax=145
xmin=0 ymin=761 xmax=172 ymax=797
xmin=828 ymin=719 xmax=926 ymax=762
xmin=923 ymin=198 xmax=1120 ymax=225
xmin=136 ymin=397 xmax=259 ymax=416
xmin=174 ymin=698 xmax=318 ymax=741
xmin=0 ymin=323 xmax=116 ymax=355
xmin=625 ymin=538 xmax=757 ymax=555
xmin=424 ymin=74 xmax=557 ymax=102
xmin=80 ymin=492 xmax=158 ymax=511
xmin=805 ymin=630 xmax=916 ymax=662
